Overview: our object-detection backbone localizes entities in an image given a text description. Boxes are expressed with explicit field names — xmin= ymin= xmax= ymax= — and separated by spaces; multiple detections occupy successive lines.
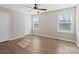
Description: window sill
xmin=33 ymin=28 xmax=39 ymax=31
xmin=58 ymin=30 xmax=73 ymax=33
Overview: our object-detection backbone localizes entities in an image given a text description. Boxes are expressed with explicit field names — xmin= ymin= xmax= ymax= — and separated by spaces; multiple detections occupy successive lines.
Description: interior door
xmin=0 ymin=12 xmax=10 ymax=42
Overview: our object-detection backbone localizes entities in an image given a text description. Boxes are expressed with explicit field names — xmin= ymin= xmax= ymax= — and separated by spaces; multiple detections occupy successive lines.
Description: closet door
xmin=0 ymin=12 xmax=10 ymax=42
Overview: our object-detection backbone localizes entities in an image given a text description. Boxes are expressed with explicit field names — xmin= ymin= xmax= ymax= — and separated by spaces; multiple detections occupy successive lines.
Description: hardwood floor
xmin=0 ymin=34 xmax=79 ymax=54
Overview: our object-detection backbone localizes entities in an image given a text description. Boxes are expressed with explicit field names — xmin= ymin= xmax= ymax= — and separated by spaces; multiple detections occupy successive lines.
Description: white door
xmin=0 ymin=12 xmax=10 ymax=42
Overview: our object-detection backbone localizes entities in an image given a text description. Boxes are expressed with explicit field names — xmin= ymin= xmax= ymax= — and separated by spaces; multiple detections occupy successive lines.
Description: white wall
xmin=32 ymin=7 xmax=76 ymax=42
xmin=0 ymin=6 xmax=31 ymax=40
xmin=10 ymin=11 xmax=25 ymax=39
xmin=25 ymin=14 xmax=31 ymax=35
xmin=0 ymin=12 xmax=10 ymax=42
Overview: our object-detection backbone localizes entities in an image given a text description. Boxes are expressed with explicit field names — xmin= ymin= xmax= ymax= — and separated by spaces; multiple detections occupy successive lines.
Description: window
xmin=58 ymin=13 xmax=73 ymax=33
xmin=32 ymin=15 xmax=39 ymax=30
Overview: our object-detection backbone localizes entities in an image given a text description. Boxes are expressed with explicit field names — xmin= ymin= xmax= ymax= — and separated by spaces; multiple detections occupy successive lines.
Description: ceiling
xmin=0 ymin=4 xmax=76 ymax=15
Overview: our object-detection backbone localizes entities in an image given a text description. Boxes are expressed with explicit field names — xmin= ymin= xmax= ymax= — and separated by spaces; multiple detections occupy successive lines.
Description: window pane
xmin=58 ymin=13 xmax=72 ymax=33
xmin=34 ymin=24 xmax=39 ymax=28
xmin=59 ymin=23 xmax=71 ymax=32
xmin=59 ymin=13 xmax=71 ymax=22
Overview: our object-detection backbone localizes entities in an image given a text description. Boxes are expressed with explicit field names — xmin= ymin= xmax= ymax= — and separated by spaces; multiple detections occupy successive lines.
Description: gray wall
xmin=0 ymin=7 xmax=29 ymax=39
xmin=33 ymin=7 xmax=76 ymax=41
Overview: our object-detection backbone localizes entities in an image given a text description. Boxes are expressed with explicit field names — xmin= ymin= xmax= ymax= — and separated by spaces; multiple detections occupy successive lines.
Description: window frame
xmin=57 ymin=13 xmax=73 ymax=33
xmin=32 ymin=15 xmax=39 ymax=31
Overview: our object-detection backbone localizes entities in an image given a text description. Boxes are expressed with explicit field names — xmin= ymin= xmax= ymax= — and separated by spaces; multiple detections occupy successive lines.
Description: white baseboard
xmin=9 ymin=35 xmax=25 ymax=41
xmin=33 ymin=33 xmax=76 ymax=43
xmin=10 ymin=33 xmax=31 ymax=41
xmin=9 ymin=33 xmax=76 ymax=43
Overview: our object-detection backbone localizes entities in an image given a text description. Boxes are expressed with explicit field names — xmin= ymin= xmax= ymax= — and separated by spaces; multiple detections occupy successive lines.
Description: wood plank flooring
xmin=0 ymin=34 xmax=79 ymax=54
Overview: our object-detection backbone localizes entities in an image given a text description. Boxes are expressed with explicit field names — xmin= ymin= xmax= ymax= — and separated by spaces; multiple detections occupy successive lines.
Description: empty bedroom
xmin=0 ymin=4 xmax=79 ymax=54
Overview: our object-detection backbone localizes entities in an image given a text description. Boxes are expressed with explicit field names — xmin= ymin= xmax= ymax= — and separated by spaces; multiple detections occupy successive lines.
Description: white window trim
xmin=32 ymin=15 xmax=39 ymax=31
xmin=57 ymin=13 xmax=73 ymax=33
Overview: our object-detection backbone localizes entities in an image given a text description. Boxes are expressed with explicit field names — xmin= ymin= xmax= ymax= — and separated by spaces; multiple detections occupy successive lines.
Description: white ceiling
xmin=0 ymin=4 xmax=76 ymax=15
